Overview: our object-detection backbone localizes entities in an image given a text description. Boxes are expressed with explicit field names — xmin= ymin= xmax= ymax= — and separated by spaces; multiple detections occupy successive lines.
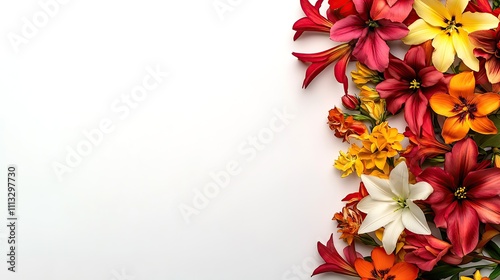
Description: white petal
xmin=408 ymin=181 xmax=434 ymax=201
xmin=389 ymin=162 xmax=409 ymax=199
xmin=381 ymin=216 xmax=405 ymax=254
xmin=361 ymin=174 xmax=394 ymax=201
xmin=357 ymin=197 xmax=381 ymax=213
xmin=402 ymin=200 xmax=431 ymax=234
xmin=358 ymin=203 xmax=400 ymax=234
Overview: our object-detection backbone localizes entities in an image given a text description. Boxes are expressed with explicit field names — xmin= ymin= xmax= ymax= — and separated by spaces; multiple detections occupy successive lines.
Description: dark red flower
xmin=418 ymin=138 xmax=500 ymax=257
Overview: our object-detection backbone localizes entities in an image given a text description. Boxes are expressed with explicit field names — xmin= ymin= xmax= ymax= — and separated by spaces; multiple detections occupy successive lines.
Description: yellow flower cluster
xmin=334 ymin=122 xmax=404 ymax=178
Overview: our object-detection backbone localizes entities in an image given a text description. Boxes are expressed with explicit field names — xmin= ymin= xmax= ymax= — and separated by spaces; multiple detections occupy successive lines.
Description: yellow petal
xmin=449 ymin=71 xmax=476 ymax=99
xmin=413 ymin=0 xmax=449 ymax=27
xmin=432 ymin=32 xmax=456 ymax=72
xmin=446 ymin=0 xmax=468 ymax=19
xmin=442 ymin=116 xmax=470 ymax=144
xmin=403 ymin=19 xmax=442 ymax=45
xmin=461 ymin=12 xmax=500 ymax=33
xmin=429 ymin=93 xmax=460 ymax=117
xmin=468 ymin=116 xmax=498 ymax=134
xmin=452 ymin=30 xmax=478 ymax=71
xmin=474 ymin=93 xmax=500 ymax=116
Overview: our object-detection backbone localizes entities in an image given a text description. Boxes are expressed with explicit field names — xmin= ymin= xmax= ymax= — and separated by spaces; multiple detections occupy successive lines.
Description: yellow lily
xmin=402 ymin=0 xmax=499 ymax=72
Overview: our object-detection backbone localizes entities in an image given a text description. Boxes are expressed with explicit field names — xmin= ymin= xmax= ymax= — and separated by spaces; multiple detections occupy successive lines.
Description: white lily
xmin=357 ymin=161 xmax=434 ymax=254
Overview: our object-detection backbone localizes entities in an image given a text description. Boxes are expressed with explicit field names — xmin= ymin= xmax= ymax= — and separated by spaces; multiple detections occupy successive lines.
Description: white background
xmin=0 ymin=0 xmax=362 ymax=279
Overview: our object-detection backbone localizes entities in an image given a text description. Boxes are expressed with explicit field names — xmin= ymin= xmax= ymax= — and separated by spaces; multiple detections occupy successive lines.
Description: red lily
xmin=418 ymin=138 xmax=500 ymax=257
xmin=292 ymin=0 xmax=354 ymax=91
xmin=293 ymin=0 xmax=333 ymax=40
xmin=371 ymin=0 xmax=414 ymax=22
xmin=470 ymin=23 xmax=500 ymax=84
xmin=342 ymin=182 xmax=369 ymax=210
xmin=313 ymin=234 xmax=361 ymax=277
xmin=402 ymin=126 xmax=451 ymax=176
xmin=293 ymin=43 xmax=353 ymax=90
xmin=329 ymin=0 xmax=408 ymax=72
xmin=404 ymin=232 xmax=458 ymax=271
xmin=376 ymin=46 xmax=447 ymax=136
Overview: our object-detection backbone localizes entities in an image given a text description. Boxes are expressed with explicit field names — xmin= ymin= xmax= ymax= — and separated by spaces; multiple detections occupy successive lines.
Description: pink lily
xmin=329 ymin=0 xmax=408 ymax=72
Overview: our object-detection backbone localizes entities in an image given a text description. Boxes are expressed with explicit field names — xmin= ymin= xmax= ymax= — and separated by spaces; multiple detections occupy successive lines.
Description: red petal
xmin=485 ymin=57 xmax=500 ymax=84
xmin=469 ymin=29 xmax=497 ymax=54
xmin=466 ymin=198 xmax=500 ymax=224
xmin=404 ymin=46 xmax=426 ymax=72
xmin=376 ymin=79 xmax=412 ymax=114
xmin=447 ymin=204 xmax=479 ymax=257
xmin=465 ymin=168 xmax=500 ymax=198
xmin=444 ymin=138 xmax=478 ymax=185
xmin=376 ymin=20 xmax=409 ymax=41
xmin=419 ymin=66 xmax=444 ymax=87
xmin=404 ymin=90 xmax=428 ymax=137
xmin=330 ymin=15 xmax=366 ymax=42
xmin=353 ymin=31 xmax=389 ymax=72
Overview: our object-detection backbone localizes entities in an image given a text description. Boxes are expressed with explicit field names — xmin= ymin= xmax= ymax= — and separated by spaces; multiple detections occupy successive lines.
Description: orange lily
xmin=429 ymin=71 xmax=500 ymax=144
xmin=354 ymin=247 xmax=419 ymax=280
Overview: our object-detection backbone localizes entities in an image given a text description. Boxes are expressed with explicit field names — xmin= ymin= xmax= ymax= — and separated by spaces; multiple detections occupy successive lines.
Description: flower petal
xmin=408 ymin=181 xmax=434 ymax=200
xmin=465 ymin=198 xmax=500 ymax=224
xmin=429 ymin=93 xmax=460 ymax=117
xmin=449 ymin=71 xmax=476 ymax=99
xmin=361 ymin=174 xmax=394 ymax=201
xmin=389 ymin=161 xmax=410 ymax=198
xmin=330 ymin=15 xmax=366 ymax=42
xmin=382 ymin=216 xmax=405 ymax=254
xmin=413 ymin=0 xmax=449 ymax=28
xmin=465 ymin=168 xmax=500 ymax=198
xmin=419 ymin=66 xmax=444 ymax=87
xmin=452 ymin=29 xmax=479 ymax=71
xmin=442 ymin=115 xmax=470 ymax=144
xmin=469 ymin=29 xmax=497 ymax=54
xmin=358 ymin=201 xmax=400 ymax=233
xmin=354 ymin=258 xmax=375 ymax=278
xmin=403 ymin=19 xmax=442 ymax=45
xmin=473 ymin=93 xmax=500 ymax=116
xmin=372 ymin=247 xmax=395 ymax=272
xmin=404 ymin=91 xmax=429 ymax=136
xmin=447 ymin=203 xmax=479 ymax=257
xmin=485 ymin=57 xmax=500 ymax=84
xmin=376 ymin=20 xmax=409 ymax=41
xmin=444 ymin=137 xmax=478 ymax=182
xmin=388 ymin=262 xmax=419 ymax=280
xmin=468 ymin=116 xmax=498 ymax=135
xmin=446 ymin=0 xmax=468 ymax=19
xmin=405 ymin=46 xmax=427 ymax=71
xmin=461 ymin=12 xmax=500 ymax=34
xmin=353 ymin=32 xmax=390 ymax=72
xmin=402 ymin=200 xmax=431 ymax=234
xmin=431 ymin=32 xmax=456 ymax=72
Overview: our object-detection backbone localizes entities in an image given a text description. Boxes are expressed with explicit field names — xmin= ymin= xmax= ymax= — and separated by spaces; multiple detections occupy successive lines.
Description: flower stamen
xmin=454 ymin=186 xmax=467 ymax=200
xmin=409 ymin=79 xmax=421 ymax=89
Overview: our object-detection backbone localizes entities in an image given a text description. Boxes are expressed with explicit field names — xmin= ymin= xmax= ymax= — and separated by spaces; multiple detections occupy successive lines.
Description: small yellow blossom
xmin=359 ymin=86 xmax=380 ymax=101
xmin=334 ymin=144 xmax=364 ymax=177
xmin=461 ymin=270 xmax=490 ymax=280
xmin=351 ymin=62 xmax=382 ymax=88
xmin=360 ymin=99 xmax=386 ymax=125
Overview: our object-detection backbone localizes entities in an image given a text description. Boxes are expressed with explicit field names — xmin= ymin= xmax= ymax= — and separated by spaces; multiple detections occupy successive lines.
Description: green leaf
xmin=450 ymin=273 xmax=460 ymax=280
xmin=490 ymin=265 xmax=500 ymax=280
xmin=357 ymin=234 xmax=379 ymax=247
xmin=485 ymin=241 xmax=500 ymax=260
xmin=494 ymin=0 xmax=500 ymax=10
xmin=421 ymin=265 xmax=468 ymax=280
xmin=475 ymin=115 xmax=500 ymax=148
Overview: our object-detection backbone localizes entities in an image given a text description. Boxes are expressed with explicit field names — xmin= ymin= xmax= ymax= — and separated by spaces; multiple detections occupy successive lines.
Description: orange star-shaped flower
xmin=429 ymin=71 xmax=500 ymax=144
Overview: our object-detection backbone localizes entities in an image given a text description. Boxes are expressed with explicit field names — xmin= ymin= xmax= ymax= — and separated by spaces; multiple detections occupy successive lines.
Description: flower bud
xmin=342 ymin=94 xmax=360 ymax=110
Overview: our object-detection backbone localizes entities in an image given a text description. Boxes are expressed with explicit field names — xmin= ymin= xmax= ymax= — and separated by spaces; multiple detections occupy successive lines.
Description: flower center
xmin=394 ymin=197 xmax=407 ymax=209
xmin=443 ymin=16 xmax=463 ymax=34
xmin=409 ymin=79 xmax=421 ymax=89
xmin=454 ymin=186 xmax=467 ymax=200
xmin=453 ymin=96 xmax=478 ymax=121
xmin=366 ymin=19 xmax=379 ymax=29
